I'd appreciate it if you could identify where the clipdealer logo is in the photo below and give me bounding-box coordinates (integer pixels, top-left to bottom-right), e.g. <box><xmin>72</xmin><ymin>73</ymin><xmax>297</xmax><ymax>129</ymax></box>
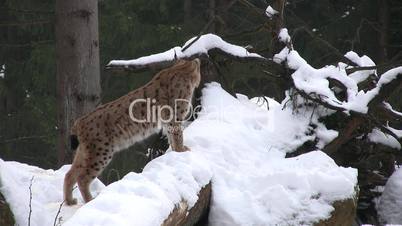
<box><xmin>128</xmin><ymin>98</ymin><xmax>202</xmax><ymax>123</ymax></box>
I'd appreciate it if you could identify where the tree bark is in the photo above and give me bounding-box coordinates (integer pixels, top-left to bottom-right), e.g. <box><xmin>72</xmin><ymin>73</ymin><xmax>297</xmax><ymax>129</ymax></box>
<box><xmin>55</xmin><ymin>0</ymin><xmax>101</xmax><ymax>166</ymax></box>
<box><xmin>162</xmin><ymin>182</ymin><xmax>211</xmax><ymax>226</ymax></box>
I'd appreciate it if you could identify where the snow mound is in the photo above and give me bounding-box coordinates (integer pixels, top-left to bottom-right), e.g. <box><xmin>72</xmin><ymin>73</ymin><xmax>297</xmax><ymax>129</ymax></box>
<box><xmin>0</xmin><ymin>83</ymin><xmax>357</xmax><ymax>226</ymax></box>
<box><xmin>64</xmin><ymin>152</ymin><xmax>212</xmax><ymax>226</ymax></box>
<box><xmin>0</xmin><ymin>160</ymin><xmax>104</xmax><ymax>226</ymax></box>
<box><xmin>192</xmin><ymin>83</ymin><xmax>357</xmax><ymax>225</ymax></box>
<box><xmin>377</xmin><ymin>168</ymin><xmax>402</xmax><ymax>225</ymax></box>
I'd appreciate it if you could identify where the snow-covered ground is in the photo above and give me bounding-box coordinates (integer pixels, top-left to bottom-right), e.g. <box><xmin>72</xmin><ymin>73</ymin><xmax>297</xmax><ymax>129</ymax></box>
<box><xmin>0</xmin><ymin>83</ymin><xmax>357</xmax><ymax>226</ymax></box>
<box><xmin>0</xmin><ymin>161</ymin><xmax>104</xmax><ymax>226</ymax></box>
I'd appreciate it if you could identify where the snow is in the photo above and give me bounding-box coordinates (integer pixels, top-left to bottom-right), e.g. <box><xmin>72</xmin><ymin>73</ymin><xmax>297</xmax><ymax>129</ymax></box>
<box><xmin>64</xmin><ymin>152</ymin><xmax>212</xmax><ymax>226</ymax></box>
<box><xmin>341</xmin><ymin>11</ymin><xmax>350</xmax><ymax>18</ymax></box>
<box><xmin>0</xmin><ymin>83</ymin><xmax>357</xmax><ymax>226</ymax></box>
<box><xmin>384</xmin><ymin>102</ymin><xmax>402</xmax><ymax>117</ymax></box>
<box><xmin>386</xmin><ymin>125</ymin><xmax>402</xmax><ymax>139</ymax></box>
<box><xmin>367</xmin><ymin>128</ymin><xmax>401</xmax><ymax>150</ymax></box>
<box><xmin>0</xmin><ymin>160</ymin><xmax>104</xmax><ymax>226</ymax></box>
<box><xmin>278</xmin><ymin>28</ymin><xmax>291</xmax><ymax>44</ymax></box>
<box><xmin>265</xmin><ymin>5</ymin><xmax>278</xmax><ymax>18</ymax></box>
<box><xmin>107</xmin><ymin>34</ymin><xmax>264</xmax><ymax>68</ymax></box>
<box><xmin>362</xmin><ymin>66</ymin><xmax>402</xmax><ymax>108</ymax></box>
<box><xmin>273</xmin><ymin>46</ymin><xmax>289</xmax><ymax>64</ymax></box>
<box><xmin>0</xmin><ymin>64</ymin><xmax>5</xmax><ymax>78</ymax></box>
<box><xmin>276</xmin><ymin>47</ymin><xmax>402</xmax><ymax>114</ymax></box>
<box><xmin>377</xmin><ymin>168</ymin><xmax>402</xmax><ymax>224</ymax></box>
<box><xmin>345</xmin><ymin>51</ymin><xmax>377</xmax><ymax>84</ymax></box>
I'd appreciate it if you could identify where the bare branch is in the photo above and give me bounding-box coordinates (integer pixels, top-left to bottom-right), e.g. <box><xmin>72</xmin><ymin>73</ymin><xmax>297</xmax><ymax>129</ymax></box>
<box><xmin>0</xmin><ymin>135</ymin><xmax>50</xmax><ymax>144</ymax></box>
<box><xmin>28</xmin><ymin>176</ymin><xmax>34</xmax><ymax>226</ymax></box>
<box><xmin>294</xmin><ymin>88</ymin><xmax>348</xmax><ymax>113</ymax></box>
<box><xmin>372</xmin><ymin>102</ymin><xmax>402</xmax><ymax>122</ymax></box>
<box><xmin>0</xmin><ymin>20</ymin><xmax>51</xmax><ymax>27</ymax></box>
<box><xmin>323</xmin><ymin>116</ymin><xmax>365</xmax><ymax>155</ymax></box>
<box><xmin>53</xmin><ymin>200</ymin><xmax>65</xmax><ymax>226</ymax></box>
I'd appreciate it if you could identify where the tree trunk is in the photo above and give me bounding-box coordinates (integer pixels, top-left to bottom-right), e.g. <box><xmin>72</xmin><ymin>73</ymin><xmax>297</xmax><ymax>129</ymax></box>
<box><xmin>55</xmin><ymin>0</ymin><xmax>101</xmax><ymax>166</ymax></box>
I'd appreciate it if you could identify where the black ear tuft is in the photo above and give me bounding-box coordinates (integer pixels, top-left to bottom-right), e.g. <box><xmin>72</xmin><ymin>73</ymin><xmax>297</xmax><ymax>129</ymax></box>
<box><xmin>70</xmin><ymin>135</ymin><xmax>79</xmax><ymax>150</ymax></box>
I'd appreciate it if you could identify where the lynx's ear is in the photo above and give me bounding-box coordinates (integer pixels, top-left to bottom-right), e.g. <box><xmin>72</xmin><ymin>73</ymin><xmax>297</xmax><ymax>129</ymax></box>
<box><xmin>193</xmin><ymin>58</ymin><xmax>201</xmax><ymax>66</ymax></box>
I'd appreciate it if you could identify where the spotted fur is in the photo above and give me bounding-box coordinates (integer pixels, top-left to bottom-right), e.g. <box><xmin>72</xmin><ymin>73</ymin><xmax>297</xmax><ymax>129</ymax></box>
<box><xmin>63</xmin><ymin>59</ymin><xmax>201</xmax><ymax>205</ymax></box>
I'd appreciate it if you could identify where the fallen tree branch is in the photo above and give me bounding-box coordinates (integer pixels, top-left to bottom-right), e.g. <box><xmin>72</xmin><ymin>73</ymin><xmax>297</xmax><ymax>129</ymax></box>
<box><xmin>373</xmin><ymin>104</ymin><xmax>402</xmax><ymax>122</ymax></box>
<box><xmin>105</xmin><ymin>34</ymin><xmax>267</xmax><ymax>72</ymax></box>
<box><xmin>323</xmin><ymin>116</ymin><xmax>366</xmax><ymax>155</ymax></box>
<box><xmin>294</xmin><ymin>88</ymin><xmax>349</xmax><ymax>113</ymax></box>
<box><xmin>0</xmin><ymin>135</ymin><xmax>50</xmax><ymax>144</ymax></box>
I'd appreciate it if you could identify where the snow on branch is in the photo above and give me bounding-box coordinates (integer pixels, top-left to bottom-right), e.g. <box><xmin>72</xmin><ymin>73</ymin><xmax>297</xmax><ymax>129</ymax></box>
<box><xmin>383</xmin><ymin>102</ymin><xmax>402</xmax><ymax>118</ymax></box>
<box><xmin>265</xmin><ymin>5</ymin><xmax>278</xmax><ymax>18</ymax></box>
<box><xmin>275</xmin><ymin>44</ymin><xmax>402</xmax><ymax>115</ymax></box>
<box><xmin>106</xmin><ymin>34</ymin><xmax>265</xmax><ymax>72</ymax></box>
<box><xmin>368</xmin><ymin>128</ymin><xmax>401</xmax><ymax>150</ymax></box>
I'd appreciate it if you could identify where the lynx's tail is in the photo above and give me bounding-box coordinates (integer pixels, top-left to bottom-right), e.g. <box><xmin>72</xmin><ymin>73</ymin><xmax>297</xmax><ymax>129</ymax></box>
<box><xmin>70</xmin><ymin>135</ymin><xmax>79</xmax><ymax>151</ymax></box>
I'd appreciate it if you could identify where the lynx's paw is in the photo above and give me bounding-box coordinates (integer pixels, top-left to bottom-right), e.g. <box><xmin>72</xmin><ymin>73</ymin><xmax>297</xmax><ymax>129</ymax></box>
<box><xmin>65</xmin><ymin>198</ymin><xmax>77</xmax><ymax>206</ymax></box>
<box><xmin>174</xmin><ymin>145</ymin><xmax>190</xmax><ymax>152</ymax></box>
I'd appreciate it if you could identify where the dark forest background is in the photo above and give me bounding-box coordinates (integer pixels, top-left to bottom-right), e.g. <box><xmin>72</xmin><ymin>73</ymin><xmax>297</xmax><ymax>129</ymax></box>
<box><xmin>0</xmin><ymin>0</ymin><xmax>401</xmax><ymax>224</ymax></box>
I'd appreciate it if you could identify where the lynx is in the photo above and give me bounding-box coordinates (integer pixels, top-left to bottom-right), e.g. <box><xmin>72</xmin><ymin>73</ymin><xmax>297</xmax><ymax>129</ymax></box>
<box><xmin>63</xmin><ymin>59</ymin><xmax>201</xmax><ymax>205</ymax></box>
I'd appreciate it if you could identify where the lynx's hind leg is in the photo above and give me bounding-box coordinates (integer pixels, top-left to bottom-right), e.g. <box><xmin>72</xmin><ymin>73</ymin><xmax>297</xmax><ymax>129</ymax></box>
<box><xmin>76</xmin><ymin>141</ymin><xmax>114</xmax><ymax>203</ymax></box>
<box><xmin>63</xmin><ymin>145</ymin><xmax>86</xmax><ymax>205</ymax></box>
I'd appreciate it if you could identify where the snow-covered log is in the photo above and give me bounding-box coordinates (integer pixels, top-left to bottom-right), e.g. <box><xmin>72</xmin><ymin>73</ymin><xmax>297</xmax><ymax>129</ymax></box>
<box><xmin>315</xmin><ymin>193</ymin><xmax>358</xmax><ymax>226</ymax></box>
<box><xmin>162</xmin><ymin>183</ymin><xmax>211</xmax><ymax>226</ymax></box>
<box><xmin>105</xmin><ymin>34</ymin><xmax>266</xmax><ymax>72</ymax></box>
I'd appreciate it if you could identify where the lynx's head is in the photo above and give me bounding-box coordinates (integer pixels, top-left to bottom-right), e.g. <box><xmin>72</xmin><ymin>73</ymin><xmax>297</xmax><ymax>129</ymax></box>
<box><xmin>170</xmin><ymin>58</ymin><xmax>201</xmax><ymax>87</ymax></box>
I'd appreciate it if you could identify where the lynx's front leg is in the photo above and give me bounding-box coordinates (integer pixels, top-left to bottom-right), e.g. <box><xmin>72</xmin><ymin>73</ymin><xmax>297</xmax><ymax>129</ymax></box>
<box><xmin>167</xmin><ymin>122</ymin><xmax>189</xmax><ymax>152</ymax></box>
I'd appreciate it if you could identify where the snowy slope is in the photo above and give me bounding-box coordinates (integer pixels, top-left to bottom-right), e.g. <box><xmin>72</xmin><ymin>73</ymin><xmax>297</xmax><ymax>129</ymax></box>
<box><xmin>0</xmin><ymin>83</ymin><xmax>357</xmax><ymax>226</ymax></box>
